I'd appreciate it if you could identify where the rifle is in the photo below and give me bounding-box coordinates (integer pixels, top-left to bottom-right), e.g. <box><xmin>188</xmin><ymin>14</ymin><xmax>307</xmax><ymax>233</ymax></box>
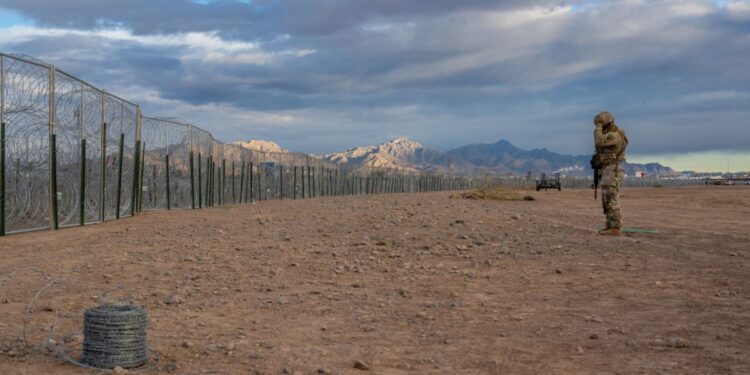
<box><xmin>590</xmin><ymin>155</ymin><xmax>600</xmax><ymax>200</ymax></box>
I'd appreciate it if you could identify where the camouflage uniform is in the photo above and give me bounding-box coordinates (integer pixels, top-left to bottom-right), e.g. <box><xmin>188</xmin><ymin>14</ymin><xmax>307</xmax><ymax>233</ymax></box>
<box><xmin>593</xmin><ymin>112</ymin><xmax>628</xmax><ymax>231</ymax></box>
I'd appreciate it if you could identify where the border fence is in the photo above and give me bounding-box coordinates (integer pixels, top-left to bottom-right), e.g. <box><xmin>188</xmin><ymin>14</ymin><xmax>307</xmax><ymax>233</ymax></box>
<box><xmin>0</xmin><ymin>52</ymin><xmax>705</xmax><ymax>236</ymax></box>
<box><xmin>0</xmin><ymin>53</ymin><xmax>492</xmax><ymax>235</ymax></box>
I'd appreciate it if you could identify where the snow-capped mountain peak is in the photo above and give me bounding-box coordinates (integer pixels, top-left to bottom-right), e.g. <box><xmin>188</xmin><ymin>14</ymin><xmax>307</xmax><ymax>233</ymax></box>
<box><xmin>234</xmin><ymin>140</ymin><xmax>289</xmax><ymax>153</ymax></box>
<box><xmin>324</xmin><ymin>137</ymin><xmax>439</xmax><ymax>173</ymax></box>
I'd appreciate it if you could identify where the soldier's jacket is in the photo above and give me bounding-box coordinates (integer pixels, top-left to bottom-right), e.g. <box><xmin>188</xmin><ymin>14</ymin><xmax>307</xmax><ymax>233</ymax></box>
<box><xmin>594</xmin><ymin>125</ymin><xmax>628</xmax><ymax>167</ymax></box>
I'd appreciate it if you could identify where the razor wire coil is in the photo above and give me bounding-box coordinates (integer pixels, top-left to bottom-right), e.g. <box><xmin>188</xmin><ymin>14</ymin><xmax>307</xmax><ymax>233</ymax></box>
<box><xmin>80</xmin><ymin>304</ymin><xmax>149</xmax><ymax>369</ymax></box>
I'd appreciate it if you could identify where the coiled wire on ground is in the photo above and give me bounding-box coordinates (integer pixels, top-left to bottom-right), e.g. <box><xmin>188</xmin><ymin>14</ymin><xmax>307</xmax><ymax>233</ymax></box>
<box><xmin>80</xmin><ymin>304</ymin><xmax>149</xmax><ymax>369</ymax></box>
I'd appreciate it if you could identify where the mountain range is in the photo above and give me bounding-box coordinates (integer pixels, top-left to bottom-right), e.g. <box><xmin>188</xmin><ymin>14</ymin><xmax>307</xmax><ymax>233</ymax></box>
<box><xmin>322</xmin><ymin>138</ymin><xmax>674</xmax><ymax>177</ymax></box>
<box><xmin>240</xmin><ymin>137</ymin><xmax>674</xmax><ymax>177</ymax></box>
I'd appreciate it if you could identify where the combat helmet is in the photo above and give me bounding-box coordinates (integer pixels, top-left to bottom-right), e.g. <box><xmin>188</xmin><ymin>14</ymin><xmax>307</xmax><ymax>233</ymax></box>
<box><xmin>594</xmin><ymin>111</ymin><xmax>615</xmax><ymax>126</ymax></box>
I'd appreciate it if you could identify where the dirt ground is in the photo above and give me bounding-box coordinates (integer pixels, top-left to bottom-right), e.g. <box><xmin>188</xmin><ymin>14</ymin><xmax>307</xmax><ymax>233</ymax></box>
<box><xmin>0</xmin><ymin>186</ymin><xmax>748</xmax><ymax>374</ymax></box>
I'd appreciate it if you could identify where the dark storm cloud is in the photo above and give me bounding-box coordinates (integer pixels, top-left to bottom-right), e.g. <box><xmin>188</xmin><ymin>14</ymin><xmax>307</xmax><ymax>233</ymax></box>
<box><xmin>0</xmin><ymin>0</ymin><xmax>748</xmax><ymax>158</ymax></box>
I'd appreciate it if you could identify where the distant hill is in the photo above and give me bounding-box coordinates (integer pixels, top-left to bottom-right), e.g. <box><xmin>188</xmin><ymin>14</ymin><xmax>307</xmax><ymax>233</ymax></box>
<box><xmin>234</xmin><ymin>140</ymin><xmax>289</xmax><ymax>153</ymax></box>
<box><xmin>324</xmin><ymin>137</ymin><xmax>440</xmax><ymax>173</ymax></box>
<box><xmin>434</xmin><ymin>140</ymin><xmax>585</xmax><ymax>175</ymax></box>
<box><xmin>434</xmin><ymin>139</ymin><xmax>674</xmax><ymax>177</ymax></box>
<box><xmin>323</xmin><ymin>138</ymin><xmax>674</xmax><ymax>177</ymax></box>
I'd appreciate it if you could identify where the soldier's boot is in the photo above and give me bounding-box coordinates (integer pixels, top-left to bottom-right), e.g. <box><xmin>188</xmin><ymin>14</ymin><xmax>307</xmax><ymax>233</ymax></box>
<box><xmin>598</xmin><ymin>227</ymin><xmax>621</xmax><ymax>236</ymax></box>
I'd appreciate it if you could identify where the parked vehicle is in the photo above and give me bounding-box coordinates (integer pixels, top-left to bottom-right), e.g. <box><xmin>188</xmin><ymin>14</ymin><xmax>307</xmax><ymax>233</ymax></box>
<box><xmin>536</xmin><ymin>173</ymin><xmax>562</xmax><ymax>191</ymax></box>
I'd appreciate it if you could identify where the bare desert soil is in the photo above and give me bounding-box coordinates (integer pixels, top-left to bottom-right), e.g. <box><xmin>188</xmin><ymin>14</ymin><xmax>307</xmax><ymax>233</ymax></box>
<box><xmin>0</xmin><ymin>186</ymin><xmax>749</xmax><ymax>374</ymax></box>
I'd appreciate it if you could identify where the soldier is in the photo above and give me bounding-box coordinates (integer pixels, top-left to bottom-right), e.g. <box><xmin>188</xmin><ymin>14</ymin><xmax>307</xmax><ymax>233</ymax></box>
<box><xmin>593</xmin><ymin>111</ymin><xmax>628</xmax><ymax>236</ymax></box>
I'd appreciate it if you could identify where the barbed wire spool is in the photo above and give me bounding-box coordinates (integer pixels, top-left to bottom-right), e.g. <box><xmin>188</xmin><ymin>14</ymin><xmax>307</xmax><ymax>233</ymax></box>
<box><xmin>80</xmin><ymin>304</ymin><xmax>149</xmax><ymax>369</ymax></box>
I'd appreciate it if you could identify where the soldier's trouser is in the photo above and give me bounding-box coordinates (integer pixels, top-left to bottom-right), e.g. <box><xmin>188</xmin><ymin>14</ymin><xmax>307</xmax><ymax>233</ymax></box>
<box><xmin>600</xmin><ymin>163</ymin><xmax>623</xmax><ymax>229</ymax></box>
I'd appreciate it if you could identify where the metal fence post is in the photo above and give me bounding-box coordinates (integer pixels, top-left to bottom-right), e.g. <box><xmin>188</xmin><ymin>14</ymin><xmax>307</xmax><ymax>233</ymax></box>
<box><xmin>100</xmin><ymin>92</ymin><xmax>106</xmax><ymax>221</ymax></box>
<box><xmin>188</xmin><ymin>126</ymin><xmax>194</xmax><ymax>209</ymax></box>
<box><xmin>279</xmin><ymin>165</ymin><xmax>283</xmax><ymax>200</ymax></box>
<box><xmin>50</xmin><ymin>134</ymin><xmax>58</xmax><ymax>229</ymax></box>
<box><xmin>78</xmin><ymin>81</ymin><xmax>85</xmax><ymax>224</ymax></box>
<box><xmin>206</xmin><ymin>154</ymin><xmax>211</xmax><ymax>206</ymax></box>
<box><xmin>264</xmin><ymin>162</ymin><xmax>269</xmax><ymax>200</ymax></box>
<box><xmin>210</xmin><ymin>156</ymin><xmax>215</xmax><ymax>206</ymax></box>
<box><xmin>312</xmin><ymin>165</ymin><xmax>316</xmax><ymax>197</ymax></box>
<box><xmin>257</xmin><ymin>162</ymin><xmax>262</xmax><ymax>201</ymax></box>
<box><xmin>308</xmin><ymin>164</ymin><xmax>313</xmax><ymax>198</ymax></box>
<box><xmin>116</xmin><ymin>133</ymin><xmax>124</xmax><ymax>218</ymax></box>
<box><xmin>165</xmin><ymin>153</ymin><xmax>170</xmax><ymax>210</ymax></box>
<box><xmin>221</xmin><ymin>157</ymin><xmax>226</xmax><ymax>205</ymax></box>
<box><xmin>49</xmin><ymin>64</ymin><xmax>59</xmax><ymax>230</ymax></box>
<box><xmin>114</xmin><ymin>100</ymin><xmax>124</xmax><ymax>218</ymax></box>
<box><xmin>0</xmin><ymin>55</ymin><xmax>5</xmax><ymax>235</ymax></box>
<box><xmin>80</xmin><ymin>139</ymin><xmax>86</xmax><ymax>225</ymax></box>
<box><xmin>239</xmin><ymin>160</ymin><xmax>245</xmax><ymax>204</ymax></box>
<box><xmin>328</xmin><ymin>169</ymin><xmax>333</xmax><ymax>196</ymax></box>
<box><xmin>165</xmin><ymin>125</ymin><xmax>171</xmax><ymax>210</ymax></box>
<box><xmin>248</xmin><ymin>158</ymin><xmax>253</xmax><ymax>202</ymax></box>
<box><xmin>207</xmin><ymin>155</ymin><xmax>212</xmax><ymax>206</ymax></box>
<box><xmin>131</xmin><ymin>107</ymin><xmax>141</xmax><ymax>216</ymax></box>
<box><xmin>138</xmin><ymin>142</ymin><xmax>145</xmax><ymax>212</ymax></box>
<box><xmin>249</xmin><ymin>161</ymin><xmax>254</xmax><ymax>203</ymax></box>
<box><xmin>197</xmin><ymin>152</ymin><xmax>202</xmax><ymax>208</ymax></box>
<box><xmin>211</xmin><ymin>155</ymin><xmax>216</xmax><ymax>206</ymax></box>
<box><xmin>0</xmin><ymin>121</ymin><xmax>5</xmax><ymax>235</ymax></box>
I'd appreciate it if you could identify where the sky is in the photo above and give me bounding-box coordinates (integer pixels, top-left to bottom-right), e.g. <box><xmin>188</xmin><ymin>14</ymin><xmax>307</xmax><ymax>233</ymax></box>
<box><xmin>0</xmin><ymin>0</ymin><xmax>748</xmax><ymax>172</ymax></box>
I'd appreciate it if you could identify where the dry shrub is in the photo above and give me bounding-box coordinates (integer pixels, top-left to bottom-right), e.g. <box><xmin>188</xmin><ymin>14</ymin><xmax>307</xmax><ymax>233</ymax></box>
<box><xmin>454</xmin><ymin>187</ymin><xmax>535</xmax><ymax>201</ymax></box>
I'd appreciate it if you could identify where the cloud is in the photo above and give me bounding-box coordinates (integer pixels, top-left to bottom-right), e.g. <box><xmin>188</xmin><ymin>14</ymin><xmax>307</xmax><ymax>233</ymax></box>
<box><xmin>678</xmin><ymin>90</ymin><xmax>750</xmax><ymax>103</ymax></box>
<box><xmin>0</xmin><ymin>25</ymin><xmax>315</xmax><ymax>66</ymax></box>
